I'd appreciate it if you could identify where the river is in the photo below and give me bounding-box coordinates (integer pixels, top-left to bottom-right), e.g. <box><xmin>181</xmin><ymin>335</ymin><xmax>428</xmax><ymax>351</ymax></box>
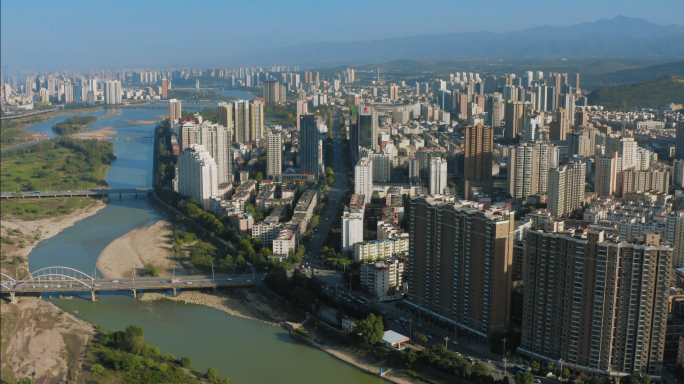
<box><xmin>21</xmin><ymin>98</ymin><xmax>382</xmax><ymax>383</ymax></box>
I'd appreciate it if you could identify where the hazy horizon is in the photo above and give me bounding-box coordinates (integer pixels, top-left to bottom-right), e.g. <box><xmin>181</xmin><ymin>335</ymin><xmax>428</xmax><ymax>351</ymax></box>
<box><xmin>2</xmin><ymin>0</ymin><xmax>684</xmax><ymax>72</ymax></box>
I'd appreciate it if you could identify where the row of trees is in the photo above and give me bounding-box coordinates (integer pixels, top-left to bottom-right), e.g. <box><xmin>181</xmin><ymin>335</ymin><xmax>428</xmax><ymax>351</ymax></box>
<box><xmin>51</xmin><ymin>115</ymin><xmax>98</xmax><ymax>135</ymax></box>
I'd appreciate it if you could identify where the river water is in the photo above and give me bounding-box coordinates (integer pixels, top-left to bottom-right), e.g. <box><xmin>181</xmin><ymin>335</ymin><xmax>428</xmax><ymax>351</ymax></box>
<box><xmin>21</xmin><ymin>96</ymin><xmax>381</xmax><ymax>383</ymax></box>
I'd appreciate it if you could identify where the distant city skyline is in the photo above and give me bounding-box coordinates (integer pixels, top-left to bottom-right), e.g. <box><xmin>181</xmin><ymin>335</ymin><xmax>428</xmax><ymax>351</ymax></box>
<box><xmin>2</xmin><ymin>0</ymin><xmax>684</xmax><ymax>71</ymax></box>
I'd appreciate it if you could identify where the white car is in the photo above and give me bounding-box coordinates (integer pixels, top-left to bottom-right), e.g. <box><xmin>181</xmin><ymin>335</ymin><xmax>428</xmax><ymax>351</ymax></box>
<box><xmin>112</xmin><ymin>280</ymin><xmax>119</xmax><ymax>283</ymax></box>
<box><xmin>94</xmin><ymin>284</ymin><xmax>101</xmax><ymax>287</ymax></box>
<box><xmin>226</xmin><ymin>278</ymin><xmax>232</xmax><ymax>281</ymax></box>
<box><xmin>186</xmin><ymin>282</ymin><xmax>193</xmax><ymax>285</ymax></box>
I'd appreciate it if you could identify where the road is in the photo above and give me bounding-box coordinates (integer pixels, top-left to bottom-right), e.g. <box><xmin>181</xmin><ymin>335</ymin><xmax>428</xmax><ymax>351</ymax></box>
<box><xmin>300</xmin><ymin>108</ymin><xmax>349</xmax><ymax>273</ymax></box>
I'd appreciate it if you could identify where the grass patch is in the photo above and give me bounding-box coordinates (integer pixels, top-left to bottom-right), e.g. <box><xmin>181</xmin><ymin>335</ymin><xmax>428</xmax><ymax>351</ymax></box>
<box><xmin>0</xmin><ymin>196</ymin><xmax>100</xmax><ymax>220</ymax></box>
<box><xmin>0</xmin><ymin>137</ymin><xmax>115</xmax><ymax>192</ymax></box>
<box><xmin>587</xmin><ymin>75</ymin><xmax>684</xmax><ymax>110</ymax></box>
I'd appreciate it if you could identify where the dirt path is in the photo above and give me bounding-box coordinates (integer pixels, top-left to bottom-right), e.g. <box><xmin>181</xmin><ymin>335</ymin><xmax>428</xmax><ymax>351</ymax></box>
<box><xmin>0</xmin><ymin>297</ymin><xmax>94</xmax><ymax>383</ymax></box>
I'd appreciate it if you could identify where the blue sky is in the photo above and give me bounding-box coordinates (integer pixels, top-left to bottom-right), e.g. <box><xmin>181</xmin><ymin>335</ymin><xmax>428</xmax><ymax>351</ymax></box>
<box><xmin>2</xmin><ymin>0</ymin><xmax>683</xmax><ymax>72</ymax></box>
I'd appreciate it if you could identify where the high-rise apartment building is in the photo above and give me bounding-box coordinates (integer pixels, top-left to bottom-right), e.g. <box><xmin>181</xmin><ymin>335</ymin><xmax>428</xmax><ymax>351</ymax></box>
<box><xmin>504</xmin><ymin>101</ymin><xmax>524</xmax><ymax>139</ymax></box>
<box><xmin>548</xmin><ymin>161</ymin><xmax>586</xmax><ymax>217</ymax></box>
<box><xmin>358</xmin><ymin>106</ymin><xmax>379</xmax><ymax>151</ymax></box>
<box><xmin>595</xmin><ymin>153</ymin><xmax>621</xmax><ymax>197</ymax></box>
<box><xmin>197</xmin><ymin>122</ymin><xmax>233</xmax><ymax>186</ymax></box>
<box><xmin>299</xmin><ymin>114</ymin><xmax>320</xmax><ymax>179</ymax></box>
<box><xmin>263</xmin><ymin>79</ymin><xmax>280</xmax><ymax>106</ymax></box>
<box><xmin>674</xmin><ymin>159</ymin><xmax>684</xmax><ymax>187</ymax></box>
<box><xmin>520</xmin><ymin>229</ymin><xmax>671</xmax><ymax>376</ymax></box>
<box><xmin>354</xmin><ymin>157</ymin><xmax>373</xmax><ymax>204</ymax></box>
<box><xmin>523</xmin><ymin>112</ymin><xmax>544</xmax><ymax>142</ymax></box>
<box><xmin>162</xmin><ymin>78</ymin><xmax>168</xmax><ymax>98</ymax></box>
<box><xmin>408</xmin><ymin>198</ymin><xmax>515</xmax><ymax>336</ymax></box>
<box><xmin>170</xmin><ymin>99</ymin><xmax>182</xmax><ymax>124</ymax></box>
<box><xmin>508</xmin><ymin>142</ymin><xmax>554</xmax><ymax>200</ymax></box>
<box><xmin>676</xmin><ymin>121</ymin><xmax>684</xmax><ymax>159</ymax></box>
<box><xmin>234</xmin><ymin>100</ymin><xmax>250</xmax><ymax>143</ymax></box>
<box><xmin>103</xmin><ymin>80</ymin><xmax>122</xmax><ymax>105</ymax></box>
<box><xmin>266</xmin><ymin>131</ymin><xmax>282</xmax><ymax>181</ymax></box>
<box><xmin>342</xmin><ymin>206</ymin><xmax>364</xmax><ymax>251</ymax></box>
<box><xmin>296</xmin><ymin>100</ymin><xmax>307</xmax><ymax>131</ymax></box>
<box><xmin>607</xmin><ymin>136</ymin><xmax>638</xmax><ymax>170</ymax></box>
<box><xmin>464</xmin><ymin>124</ymin><xmax>493</xmax><ymax>199</ymax></box>
<box><xmin>218</xmin><ymin>102</ymin><xmax>233</xmax><ymax>130</ymax></box>
<box><xmin>250</xmin><ymin>98</ymin><xmax>264</xmax><ymax>140</ymax></box>
<box><xmin>575</xmin><ymin>109</ymin><xmax>589</xmax><ymax>127</ymax></box>
<box><xmin>177</xmin><ymin>144</ymin><xmax>218</xmax><ymax>211</ymax></box>
<box><xmin>549</xmin><ymin>108</ymin><xmax>569</xmax><ymax>141</ymax></box>
<box><xmin>668</xmin><ymin>212</ymin><xmax>684</xmax><ymax>268</ymax></box>
<box><xmin>389</xmin><ymin>83</ymin><xmax>399</xmax><ymax>101</ymax></box>
<box><xmin>428</xmin><ymin>157</ymin><xmax>447</xmax><ymax>195</ymax></box>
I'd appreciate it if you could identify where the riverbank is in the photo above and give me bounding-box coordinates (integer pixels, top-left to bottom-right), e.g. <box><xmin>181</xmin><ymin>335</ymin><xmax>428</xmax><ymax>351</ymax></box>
<box><xmin>139</xmin><ymin>289</ymin><xmax>297</xmax><ymax>327</ymax></box>
<box><xmin>125</xmin><ymin>119</ymin><xmax>159</xmax><ymax>124</ymax></box>
<box><xmin>0</xmin><ymin>199</ymin><xmax>107</xmax><ymax>271</ymax></box>
<box><xmin>0</xmin><ymin>297</ymin><xmax>94</xmax><ymax>383</ymax></box>
<box><xmin>95</xmin><ymin>219</ymin><xmax>186</xmax><ymax>279</ymax></box>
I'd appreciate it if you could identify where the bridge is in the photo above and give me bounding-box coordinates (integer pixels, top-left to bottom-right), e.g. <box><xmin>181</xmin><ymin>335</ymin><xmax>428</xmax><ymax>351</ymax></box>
<box><xmin>0</xmin><ymin>188</ymin><xmax>154</xmax><ymax>199</ymax></box>
<box><xmin>0</xmin><ymin>267</ymin><xmax>255</xmax><ymax>303</ymax></box>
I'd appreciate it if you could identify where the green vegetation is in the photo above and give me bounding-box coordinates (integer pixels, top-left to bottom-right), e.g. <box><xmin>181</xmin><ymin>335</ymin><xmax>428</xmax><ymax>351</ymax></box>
<box><xmin>587</xmin><ymin>76</ymin><xmax>684</xmax><ymax>110</ymax></box>
<box><xmin>264</xmin><ymin>104</ymin><xmax>296</xmax><ymax>126</ymax></box>
<box><xmin>80</xmin><ymin>325</ymin><xmax>232</xmax><ymax>383</ymax></box>
<box><xmin>0</xmin><ymin>138</ymin><xmax>115</xmax><ymax>192</ymax></box>
<box><xmin>1</xmin><ymin>197</ymin><xmax>100</xmax><ymax>220</ymax></box>
<box><xmin>51</xmin><ymin>115</ymin><xmax>98</xmax><ymax>135</ymax></box>
<box><xmin>515</xmin><ymin>371</ymin><xmax>534</xmax><ymax>384</ymax></box>
<box><xmin>353</xmin><ymin>313</ymin><xmax>384</xmax><ymax>345</ymax></box>
<box><xmin>144</xmin><ymin>263</ymin><xmax>159</xmax><ymax>277</ymax></box>
<box><xmin>402</xmin><ymin>345</ymin><xmax>503</xmax><ymax>384</ymax></box>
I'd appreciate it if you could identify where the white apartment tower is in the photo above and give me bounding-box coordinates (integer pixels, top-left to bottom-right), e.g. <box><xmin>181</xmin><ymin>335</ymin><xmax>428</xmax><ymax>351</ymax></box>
<box><xmin>197</xmin><ymin>122</ymin><xmax>233</xmax><ymax>185</ymax></box>
<box><xmin>267</xmin><ymin>131</ymin><xmax>282</xmax><ymax>181</ymax></box>
<box><xmin>342</xmin><ymin>206</ymin><xmax>364</xmax><ymax>251</ymax></box>
<box><xmin>177</xmin><ymin>144</ymin><xmax>218</xmax><ymax>211</ymax></box>
<box><xmin>355</xmin><ymin>157</ymin><xmax>373</xmax><ymax>204</ymax></box>
<box><xmin>429</xmin><ymin>157</ymin><xmax>448</xmax><ymax>195</ymax></box>
<box><xmin>103</xmin><ymin>80</ymin><xmax>122</xmax><ymax>105</ymax></box>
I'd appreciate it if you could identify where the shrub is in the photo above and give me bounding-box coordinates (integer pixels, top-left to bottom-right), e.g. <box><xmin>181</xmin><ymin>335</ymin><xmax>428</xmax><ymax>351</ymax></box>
<box><xmin>180</xmin><ymin>356</ymin><xmax>193</xmax><ymax>369</ymax></box>
<box><xmin>91</xmin><ymin>364</ymin><xmax>105</xmax><ymax>374</ymax></box>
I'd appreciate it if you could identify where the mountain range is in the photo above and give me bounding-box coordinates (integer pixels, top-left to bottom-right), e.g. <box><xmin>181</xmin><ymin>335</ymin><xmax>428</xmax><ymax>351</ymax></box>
<box><xmin>241</xmin><ymin>16</ymin><xmax>684</xmax><ymax>67</ymax></box>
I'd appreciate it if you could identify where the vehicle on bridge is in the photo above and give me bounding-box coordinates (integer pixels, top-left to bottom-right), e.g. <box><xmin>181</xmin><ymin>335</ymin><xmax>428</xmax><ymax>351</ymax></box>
<box><xmin>172</xmin><ymin>278</ymin><xmax>181</xmax><ymax>283</ymax></box>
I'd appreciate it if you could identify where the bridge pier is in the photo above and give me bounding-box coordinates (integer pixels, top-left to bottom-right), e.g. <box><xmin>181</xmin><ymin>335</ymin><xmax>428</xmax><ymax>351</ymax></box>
<box><xmin>135</xmin><ymin>193</ymin><xmax>138</xmax><ymax>198</ymax></box>
<box><xmin>173</xmin><ymin>287</ymin><xmax>177</xmax><ymax>297</ymax></box>
<box><xmin>133</xmin><ymin>289</ymin><xmax>137</xmax><ymax>299</ymax></box>
<box><xmin>10</xmin><ymin>292</ymin><xmax>17</xmax><ymax>304</ymax></box>
<box><xmin>91</xmin><ymin>290</ymin><xmax>98</xmax><ymax>302</ymax></box>
<box><xmin>119</xmin><ymin>193</ymin><xmax>122</xmax><ymax>200</ymax></box>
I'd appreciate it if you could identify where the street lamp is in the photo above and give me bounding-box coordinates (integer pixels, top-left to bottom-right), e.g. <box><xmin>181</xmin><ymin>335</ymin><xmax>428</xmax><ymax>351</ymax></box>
<box><xmin>558</xmin><ymin>359</ymin><xmax>564</xmax><ymax>380</ymax></box>
<box><xmin>502</xmin><ymin>338</ymin><xmax>507</xmax><ymax>360</ymax></box>
<box><xmin>444</xmin><ymin>336</ymin><xmax>450</xmax><ymax>349</ymax></box>
<box><xmin>503</xmin><ymin>358</ymin><xmax>508</xmax><ymax>377</ymax></box>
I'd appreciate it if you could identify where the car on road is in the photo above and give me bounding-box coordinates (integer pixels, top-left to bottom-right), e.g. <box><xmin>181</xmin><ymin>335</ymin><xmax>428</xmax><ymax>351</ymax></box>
<box><xmin>418</xmin><ymin>323</ymin><xmax>423</xmax><ymax>326</ymax></box>
<box><xmin>534</xmin><ymin>380</ymin><xmax>541</xmax><ymax>383</ymax></box>
<box><xmin>380</xmin><ymin>311</ymin><xmax>386</xmax><ymax>314</ymax></box>
<box><xmin>112</xmin><ymin>280</ymin><xmax>119</xmax><ymax>283</ymax></box>
<box><xmin>119</xmin><ymin>281</ymin><xmax>125</xmax><ymax>284</ymax></box>
<box><xmin>426</xmin><ymin>334</ymin><xmax>433</xmax><ymax>339</ymax></box>
<box><xmin>499</xmin><ymin>364</ymin><xmax>506</xmax><ymax>369</ymax></box>
<box><xmin>94</xmin><ymin>284</ymin><xmax>101</xmax><ymax>287</ymax></box>
<box><xmin>186</xmin><ymin>282</ymin><xmax>193</xmax><ymax>285</ymax></box>
<box><xmin>451</xmin><ymin>340</ymin><xmax>458</xmax><ymax>345</ymax></box>
<box><xmin>394</xmin><ymin>319</ymin><xmax>400</xmax><ymax>324</ymax></box>
<box><xmin>482</xmin><ymin>358</ymin><xmax>490</xmax><ymax>362</ymax></box>
<box><xmin>226</xmin><ymin>278</ymin><xmax>232</xmax><ymax>281</ymax></box>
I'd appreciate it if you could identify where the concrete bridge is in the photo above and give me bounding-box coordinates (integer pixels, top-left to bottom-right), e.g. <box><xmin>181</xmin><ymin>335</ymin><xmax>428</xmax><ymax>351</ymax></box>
<box><xmin>0</xmin><ymin>188</ymin><xmax>154</xmax><ymax>199</ymax></box>
<box><xmin>1</xmin><ymin>267</ymin><xmax>255</xmax><ymax>303</ymax></box>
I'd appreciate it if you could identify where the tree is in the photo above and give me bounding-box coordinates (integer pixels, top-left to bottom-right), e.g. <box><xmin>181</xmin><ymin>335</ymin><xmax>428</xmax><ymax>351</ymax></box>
<box><xmin>91</xmin><ymin>364</ymin><xmax>105</xmax><ymax>374</ymax></box>
<box><xmin>180</xmin><ymin>356</ymin><xmax>193</xmax><ymax>369</ymax></box>
<box><xmin>145</xmin><ymin>263</ymin><xmax>159</xmax><ymax>277</ymax></box>
<box><xmin>531</xmin><ymin>360</ymin><xmax>540</xmax><ymax>373</ymax></box>
<box><xmin>412</xmin><ymin>332</ymin><xmax>428</xmax><ymax>345</ymax></box>
<box><xmin>255</xmin><ymin>172</ymin><xmax>264</xmax><ymax>181</ymax></box>
<box><xmin>353</xmin><ymin>313</ymin><xmax>384</xmax><ymax>345</ymax></box>
<box><xmin>626</xmin><ymin>371</ymin><xmax>651</xmax><ymax>384</ymax></box>
<box><xmin>207</xmin><ymin>367</ymin><xmax>220</xmax><ymax>382</ymax></box>
<box><xmin>561</xmin><ymin>368</ymin><xmax>570</xmax><ymax>379</ymax></box>
<box><xmin>515</xmin><ymin>371</ymin><xmax>534</xmax><ymax>384</ymax></box>
<box><xmin>123</xmin><ymin>325</ymin><xmax>146</xmax><ymax>354</ymax></box>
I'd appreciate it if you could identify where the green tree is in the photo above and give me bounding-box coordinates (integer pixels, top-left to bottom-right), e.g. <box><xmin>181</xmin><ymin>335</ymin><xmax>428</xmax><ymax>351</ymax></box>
<box><xmin>145</xmin><ymin>263</ymin><xmax>159</xmax><ymax>277</ymax></box>
<box><xmin>515</xmin><ymin>371</ymin><xmax>534</xmax><ymax>384</ymax></box>
<box><xmin>123</xmin><ymin>325</ymin><xmax>146</xmax><ymax>354</ymax></box>
<box><xmin>561</xmin><ymin>368</ymin><xmax>570</xmax><ymax>379</ymax></box>
<box><xmin>354</xmin><ymin>313</ymin><xmax>384</xmax><ymax>345</ymax></box>
<box><xmin>626</xmin><ymin>371</ymin><xmax>651</xmax><ymax>384</ymax></box>
<box><xmin>207</xmin><ymin>367</ymin><xmax>220</xmax><ymax>382</ymax></box>
<box><xmin>412</xmin><ymin>332</ymin><xmax>428</xmax><ymax>345</ymax></box>
<box><xmin>255</xmin><ymin>172</ymin><xmax>264</xmax><ymax>181</ymax></box>
<box><xmin>531</xmin><ymin>360</ymin><xmax>540</xmax><ymax>373</ymax></box>
<box><xmin>180</xmin><ymin>356</ymin><xmax>193</xmax><ymax>369</ymax></box>
<box><xmin>91</xmin><ymin>364</ymin><xmax>105</xmax><ymax>374</ymax></box>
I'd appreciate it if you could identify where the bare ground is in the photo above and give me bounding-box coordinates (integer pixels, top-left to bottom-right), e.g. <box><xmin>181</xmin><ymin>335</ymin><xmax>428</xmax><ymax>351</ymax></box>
<box><xmin>0</xmin><ymin>297</ymin><xmax>94</xmax><ymax>383</ymax></box>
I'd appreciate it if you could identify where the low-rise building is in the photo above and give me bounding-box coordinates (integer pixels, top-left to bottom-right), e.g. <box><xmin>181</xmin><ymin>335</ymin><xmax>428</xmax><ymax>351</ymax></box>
<box><xmin>353</xmin><ymin>238</ymin><xmax>409</xmax><ymax>261</ymax></box>
<box><xmin>360</xmin><ymin>258</ymin><xmax>405</xmax><ymax>297</ymax></box>
<box><xmin>227</xmin><ymin>214</ymin><xmax>254</xmax><ymax>236</ymax></box>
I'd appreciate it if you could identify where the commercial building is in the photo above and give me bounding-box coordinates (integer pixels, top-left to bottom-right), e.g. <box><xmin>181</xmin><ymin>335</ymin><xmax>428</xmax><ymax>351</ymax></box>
<box><xmin>548</xmin><ymin>161</ymin><xmax>586</xmax><ymax>217</ymax></box>
<box><xmin>299</xmin><ymin>114</ymin><xmax>320</xmax><ymax>179</ymax></box>
<box><xmin>177</xmin><ymin>144</ymin><xmax>218</xmax><ymax>211</ymax></box>
<box><xmin>354</xmin><ymin>157</ymin><xmax>373</xmax><ymax>204</ymax></box>
<box><xmin>267</xmin><ymin>131</ymin><xmax>282</xmax><ymax>181</ymax></box>
<box><xmin>342</xmin><ymin>206</ymin><xmax>364</xmax><ymax>252</ymax></box>
<box><xmin>407</xmin><ymin>197</ymin><xmax>515</xmax><ymax>336</ymax></box>
<box><xmin>353</xmin><ymin>238</ymin><xmax>409</xmax><ymax>261</ymax></box>
<box><xmin>358</xmin><ymin>106</ymin><xmax>379</xmax><ymax>151</ymax></box>
<box><xmin>520</xmin><ymin>229</ymin><xmax>672</xmax><ymax>376</ymax></box>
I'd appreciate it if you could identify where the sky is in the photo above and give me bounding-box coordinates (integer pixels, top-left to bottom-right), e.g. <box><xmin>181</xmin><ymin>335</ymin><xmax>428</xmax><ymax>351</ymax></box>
<box><xmin>2</xmin><ymin>0</ymin><xmax>684</xmax><ymax>72</ymax></box>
